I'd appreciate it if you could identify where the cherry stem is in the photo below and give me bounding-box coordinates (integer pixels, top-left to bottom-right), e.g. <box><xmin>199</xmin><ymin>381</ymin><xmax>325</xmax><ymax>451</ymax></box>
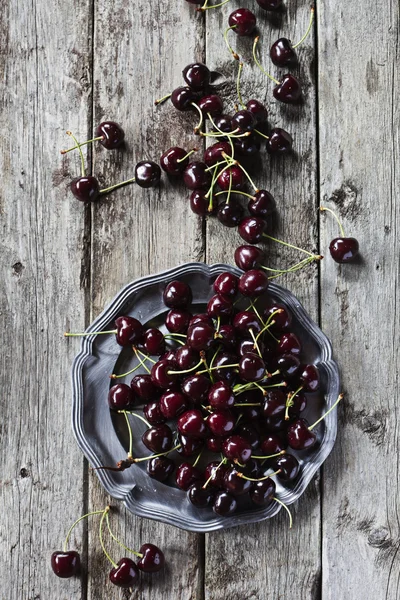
<box><xmin>237</xmin><ymin>468</ymin><xmax>281</xmax><ymax>481</ymax></box>
<box><xmin>176</xmin><ymin>148</ymin><xmax>198</xmax><ymax>163</ymax></box>
<box><xmin>225</xmin><ymin>166</ymin><xmax>234</xmax><ymax>205</ymax></box>
<box><xmin>262</xmin><ymin>233</ymin><xmax>317</xmax><ymax>258</ymax></box>
<box><xmin>236</xmin><ymin>62</ymin><xmax>246</xmax><ymax>109</ymax></box>
<box><xmin>196</xmin><ymin>363</ymin><xmax>239</xmax><ymax>376</ymax></box>
<box><xmin>231</xmin><ymin>160</ymin><xmax>259</xmax><ymax>192</ymax></box>
<box><xmin>255</xmin><ymin>310</ymin><xmax>282</xmax><ymax>342</ymax></box>
<box><xmin>285</xmin><ymin>386</ymin><xmax>303</xmax><ymax>420</ymax></box>
<box><xmin>154</xmin><ymin>93</ymin><xmax>172</xmax><ymax>106</ymax></box>
<box><xmin>247</xmin><ymin>300</ymin><xmax>266</xmax><ymax>328</ymax></box>
<box><xmin>224</xmin><ymin>25</ymin><xmax>240</xmax><ymax>60</ymax></box>
<box><xmin>168</xmin><ymin>356</ymin><xmax>205</xmax><ymax>376</ymax></box>
<box><xmin>205</xmin><ymin>159</ymin><xmax>230</xmax><ymax>173</ymax></box>
<box><xmin>215</xmin><ymin>190</ymin><xmax>254</xmax><ymax>200</ymax></box>
<box><xmin>251</xmin><ymin>450</ymin><xmax>286</xmax><ymax>460</ymax></box>
<box><xmin>63</xmin><ymin>508</ymin><xmax>106</xmax><ymax>552</ymax></box>
<box><xmin>133</xmin><ymin>348</ymin><xmax>151</xmax><ymax>374</ymax></box>
<box><xmin>203</xmin><ymin>458</ymin><xmax>227</xmax><ymax>489</ymax></box>
<box><xmin>191</xmin><ymin>102</ymin><xmax>205</xmax><ymax>134</ymax></box>
<box><xmin>66</xmin><ymin>131</ymin><xmax>86</xmax><ymax>177</ymax></box>
<box><xmin>205</xmin><ymin>162</ymin><xmax>234</xmax><ymax>200</ymax></box>
<box><xmin>192</xmin><ymin>449</ymin><xmax>203</xmax><ymax>468</ymax></box>
<box><xmin>64</xmin><ymin>329</ymin><xmax>117</xmax><ymax>337</ymax></box>
<box><xmin>99</xmin><ymin>506</ymin><xmax>117</xmax><ymax>568</ymax></box>
<box><xmin>132</xmin><ymin>443</ymin><xmax>181</xmax><ymax>463</ymax></box>
<box><xmin>105</xmin><ymin>511</ymin><xmax>142</xmax><ymax>558</ymax></box>
<box><xmin>134</xmin><ymin>346</ymin><xmax>156</xmax><ymax>364</ymax></box>
<box><xmin>207</xmin><ymin>113</ymin><xmax>235</xmax><ymax>159</ymax></box>
<box><xmin>249</xmin><ymin>329</ymin><xmax>262</xmax><ymax>357</ymax></box>
<box><xmin>320</xmin><ymin>206</ymin><xmax>345</xmax><ymax>237</ymax></box>
<box><xmin>201</xmin><ymin>129</ymin><xmax>250</xmax><ymax>140</ymax></box>
<box><xmin>100</xmin><ymin>177</ymin><xmax>136</xmax><ymax>195</ymax></box>
<box><xmin>110</xmin><ymin>353</ymin><xmax>149</xmax><ymax>379</ymax></box>
<box><xmin>120</xmin><ymin>411</ymin><xmax>152</xmax><ymax>429</ymax></box>
<box><xmin>273</xmin><ymin>497</ymin><xmax>293</xmax><ymax>528</ymax></box>
<box><xmin>292</xmin><ymin>7</ymin><xmax>315</xmax><ymax>49</ymax></box>
<box><xmin>254</xmin><ymin>128</ymin><xmax>269</xmax><ymax>140</ymax></box>
<box><xmin>309</xmin><ymin>393</ymin><xmax>344</xmax><ymax>431</ymax></box>
<box><xmin>252</xmin><ymin>37</ymin><xmax>280</xmax><ymax>85</ymax></box>
<box><xmin>123</xmin><ymin>411</ymin><xmax>134</xmax><ymax>458</ymax></box>
<box><xmin>266</xmin><ymin>256</ymin><xmax>322</xmax><ymax>280</ymax></box>
<box><xmin>198</xmin><ymin>0</ymin><xmax>232</xmax><ymax>10</ymax></box>
<box><xmin>61</xmin><ymin>136</ymin><xmax>103</xmax><ymax>155</ymax></box>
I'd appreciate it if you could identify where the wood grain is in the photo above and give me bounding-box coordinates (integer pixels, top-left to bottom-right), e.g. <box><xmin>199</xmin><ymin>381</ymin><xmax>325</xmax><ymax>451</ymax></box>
<box><xmin>318</xmin><ymin>1</ymin><xmax>400</xmax><ymax>599</ymax></box>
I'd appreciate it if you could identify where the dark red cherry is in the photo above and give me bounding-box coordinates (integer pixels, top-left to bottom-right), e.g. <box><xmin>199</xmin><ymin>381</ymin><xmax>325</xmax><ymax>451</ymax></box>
<box><xmin>217</xmin><ymin>324</ymin><xmax>237</xmax><ymax>350</ymax></box>
<box><xmin>204</xmin><ymin>142</ymin><xmax>232</xmax><ymax>167</ymax></box>
<box><xmin>189</xmin><ymin>314</ymin><xmax>214</xmax><ymax>328</ymax></box>
<box><xmin>187</xmin><ymin>322</ymin><xmax>215</xmax><ymax>351</ymax></box>
<box><xmin>143</xmin><ymin>401</ymin><xmax>166</xmax><ymax>425</ymax></box>
<box><xmin>213</xmin><ymin>491</ymin><xmax>237</xmax><ymax>516</ymax></box>
<box><xmin>213</xmin><ymin>352</ymin><xmax>239</xmax><ymax>385</ymax></box>
<box><xmin>238</xmin><ymin>269</ymin><xmax>269</xmax><ymax>297</ymax></box>
<box><xmin>176</xmin><ymin>462</ymin><xmax>203</xmax><ymax>490</ymax></box>
<box><xmin>188</xmin><ymin>481</ymin><xmax>214</xmax><ymax>508</ymax></box>
<box><xmin>197</xmin><ymin>94</ymin><xmax>223</xmax><ymax>117</ymax></box>
<box><xmin>298</xmin><ymin>364</ymin><xmax>320</xmax><ymax>392</ymax></box>
<box><xmin>214</xmin><ymin>272</ymin><xmax>239</xmax><ymax>298</ymax></box>
<box><xmin>147</xmin><ymin>456</ymin><xmax>175</xmax><ymax>481</ymax></box>
<box><xmin>178</xmin><ymin>409</ymin><xmax>208</xmax><ymax>438</ymax></box>
<box><xmin>175</xmin><ymin>345</ymin><xmax>199</xmax><ymax>370</ymax></box>
<box><xmin>275</xmin><ymin>453</ymin><xmax>300</xmax><ymax>481</ymax></box>
<box><xmin>212</xmin><ymin>114</ymin><xmax>233</xmax><ymax>134</ymax></box>
<box><xmin>70</xmin><ymin>176</ymin><xmax>100</xmax><ymax>202</ymax></box>
<box><xmin>109</xmin><ymin>558</ymin><xmax>139</xmax><ymax>588</ymax></box>
<box><xmin>96</xmin><ymin>121</ymin><xmax>125</xmax><ymax>149</ymax></box>
<box><xmin>165</xmin><ymin>309</ymin><xmax>192</xmax><ymax>334</ymax></box>
<box><xmin>228</xmin><ymin>8</ymin><xmax>257</xmax><ymax>36</ymax></box>
<box><xmin>238</xmin><ymin>217</ymin><xmax>266</xmax><ymax>244</ymax></box>
<box><xmin>234</xmin><ymin>133</ymin><xmax>261</xmax><ymax>157</ymax></box>
<box><xmin>287</xmin><ymin>418</ymin><xmax>316</xmax><ymax>450</ymax></box>
<box><xmin>273</xmin><ymin>74</ymin><xmax>302</xmax><ymax>104</ymax></box>
<box><xmin>160</xmin><ymin>350</ymin><xmax>177</xmax><ymax>365</ymax></box>
<box><xmin>238</xmin><ymin>338</ymin><xmax>265</xmax><ymax>356</ymax></box>
<box><xmin>266</xmin><ymin>128</ymin><xmax>293</xmax><ymax>154</ymax></box>
<box><xmin>115</xmin><ymin>316</ymin><xmax>144</xmax><ymax>346</ymax></box>
<box><xmin>248</xmin><ymin>190</ymin><xmax>276</xmax><ymax>217</ymax></box>
<box><xmin>329</xmin><ymin>237</ymin><xmax>359</xmax><ymax>263</ymax></box>
<box><xmin>233</xmin><ymin>311</ymin><xmax>262</xmax><ymax>338</ymax></box>
<box><xmin>260</xmin><ymin>434</ymin><xmax>286</xmax><ymax>455</ymax></box>
<box><xmin>204</xmin><ymin>461</ymin><xmax>229</xmax><ymax>489</ymax></box>
<box><xmin>217</xmin><ymin>201</ymin><xmax>244</xmax><ymax>227</ymax></box>
<box><xmin>236</xmin><ymin>423</ymin><xmax>260</xmax><ymax>449</ymax></box>
<box><xmin>190</xmin><ymin>189</ymin><xmax>218</xmax><ymax>215</ymax></box>
<box><xmin>108</xmin><ymin>384</ymin><xmax>136</xmax><ymax>410</ymax></box>
<box><xmin>135</xmin><ymin>160</ymin><xmax>161</xmax><ymax>188</ymax></box>
<box><xmin>217</xmin><ymin>166</ymin><xmax>245</xmax><ymax>191</ymax></box>
<box><xmin>163</xmin><ymin>280</ymin><xmax>192</xmax><ymax>309</ymax></box>
<box><xmin>151</xmin><ymin>359</ymin><xmax>179</xmax><ymax>389</ymax></box>
<box><xmin>234</xmin><ymin>245</ymin><xmax>265</xmax><ymax>271</ymax></box>
<box><xmin>171</xmin><ymin>86</ymin><xmax>197</xmax><ymax>111</ymax></box>
<box><xmin>130</xmin><ymin>374</ymin><xmax>157</xmax><ymax>400</ymax></box>
<box><xmin>208</xmin><ymin>381</ymin><xmax>235</xmax><ymax>410</ymax></box>
<box><xmin>51</xmin><ymin>551</ymin><xmax>80</xmax><ymax>578</ymax></box>
<box><xmin>288</xmin><ymin>390</ymin><xmax>307</xmax><ymax>416</ymax></box>
<box><xmin>143</xmin><ymin>328</ymin><xmax>165</xmax><ymax>355</ymax></box>
<box><xmin>263</xmin><ymin>390</ymin><xmax>286</xmax><ymax>418</ymax></box>
<box><xmin>246</xmin><ymin>99</ymin><xmax>268</xmax><ymax>124</ymax></box>
<box><xmin>182</xmin><ymin>374</ymin><xmax>211</xmax><ymax>402</ymax></box>
<box><xmin>264</xmin><ymin>303</ymin><xmax>292</xmax><ymax>331</ymax></box>
<box><xmin>160</xmin><ymin>147</ymin><xmax>190</xmax><ymax>176</ymax></box>
<box><xmin>231</xmin><ymin>109</ymin><xmax>256</xmax><ymax>132</ymax></box>
<box><xmin>223</xmin><ymin>468</ymin><xmax>252</xmax><ymax>496</ymax></box>
<box><xmin>160</xmin><ymin>392</ymin><xmax>190</xmax><ymax>419</ymax></box>
<box><xmin>264</xmin><ymin>415</ymin><xmax>286</xmax><ymax>433</ymax></box>
<box><xmin>277</xmin><ymin>333</ymin><xmax>301</xmax><ymax>355</ymax></box>
<box><xmin>270</xmin><ymin>38</ymin><xmax>297</xmax><ymax>67</ymax></box>
<box><xmin>177</xmin><ymin>433</ymin><xmax>204</xmax><ymax>457</ymax></box>
<box><xmin>207</xmin><ymin>410</ymin><xmax>235</xmax><ymax>437</ymax></box>
<box><xmin>207</xmin><ymin>437</ymin><xmax>223</xmax><ymax>452</ymax></box>
<box><xmin>207</xmin><ymin>294</ymin><xmax>233</xmax><ymax>319</ymax></box>
<box><xmin>142</xmin><ymin>424</ymin><xmax>173</xmax><ymax>453</ymax></box>
<box><xmin>256</xmin><ymin>0</ymin><xmax>282</xmax><ymax>9</ymax></box>
<box><xmin>137</xmin><ymin>544</ymin><xmax>165</xmax><ymax>573</ymax></box>
<box><xmin>183</xmin><ymin>62</ymin><xmax>211</xmax><ymax>90</ymax></box>
<box><xmin>239</xmin><ymin>353</ymin><xmax>266</xmax><ymax>382</ymax></box>
<box><xmin>250</xmin><ymin>478</ymin><xmax>276</xmax><ymax>506</ymax></box>
<box><xmin>222</xmin><ymin>435</ymin><xmax>252</xmax><ymax>463</ymax></box>
<box><xmin>183</xmin><ymin>161</ymin><xmax>212</xmax><ymax>190</ymax></box>
<box><xmin>277</xmin><ymin>354</ymin><xmax>301</xmax><ymax>378</ymax></box>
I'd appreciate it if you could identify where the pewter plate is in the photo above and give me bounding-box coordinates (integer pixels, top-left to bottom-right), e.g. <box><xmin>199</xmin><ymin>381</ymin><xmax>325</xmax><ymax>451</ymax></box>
<box><xmin>71</xmin><ymin>263</ymin><xmax>340</xmax><ymax>532</ymax></box>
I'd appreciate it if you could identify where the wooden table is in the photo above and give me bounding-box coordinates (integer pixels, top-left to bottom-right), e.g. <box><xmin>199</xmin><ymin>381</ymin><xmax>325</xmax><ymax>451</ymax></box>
<box><xmin>1</xmin><ymin>0</ymin><xmax>399</xmax><ymax>598</ymax></box>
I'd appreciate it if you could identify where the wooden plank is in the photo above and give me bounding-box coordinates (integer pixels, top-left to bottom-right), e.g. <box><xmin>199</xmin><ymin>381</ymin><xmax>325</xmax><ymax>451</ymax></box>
<box><xmin>87</xmin><ymin>2</ymin><xmax>206</xmax><ymax>598</ymax></box>
<box><xmin>0</xmin><ymin>0</ymin><xmax>92</xmax><ymax>598</ymax></box>
<box><xmin>205</xmin><ymin>2</ymin><xmax>321</xmax><ymax>599</ymax></box>
<box><xmin>318</xmin><ymin>1</ymin><xmax>400</xmax><ymax>598</ymax></box>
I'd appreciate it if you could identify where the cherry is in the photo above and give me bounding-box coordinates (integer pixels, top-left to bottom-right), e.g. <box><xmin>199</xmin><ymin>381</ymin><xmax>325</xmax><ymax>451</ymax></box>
<box><xmin>287</xmin><ymin>418</ymin><xmax>316</xmax><ymax>450</ymax></box>
<box><xmin>298</xmin><ymin>364</ymin><xmax>320</xmax><ymax>392</ymax></box>
<box><xmin>250</xmin><ymin>478</ymin><xmax>276</xmax><ymax>506</ymax></box>
<box><xmin>231</xmin><ymin>110</ymin><xmax>256</xmax><ymax>132</ymax></box>
<box><xmin>208</xmin><ymin>381</ymin><xmax>235</xmax><ymax>410</ymax></box>
<box><xmin>238</xmin><ymin>217</ymin><xmax>266</xmax><ymax>244</ymax></box>
<box><xmin>183</xmin><ymin>161</ymin><xmax>212</xmax><ymax>190</ymax></box>
<box><xmin>190</xmin><ymin>189</ymin><xmax>218</xmax><ymax>215</ymax></box>
<box><xmin>159</xmin><ymin>391</ymin><xmax>189</xmax><ymax>419</ymax></box>
<box><xmin>197</xmin><ymin>94</ymin><xmax>224</xmax><ymax>116</ymax></box>
<box><xmin>175</xmin><ymin>345</ymin><xmax>199</xmax><ymax>370</ymax></box>
<box><xmin>187</xmin><ymin>322</ymin><xmax>215</xmax><ymax>351</ymax></box>
<box><xmin>222</xmin><ymin>435</ymin><xmax>252</xmax><ymax>463</ymax></box>
<box><xmin>204</xmin><ymin>461</ymin><xmax>229</xmax><ymax>489</ymax></box>
<box><xmin>207</xmin><ymin>437</ymin><xmax>223</xmax><ymax>452</ymax></box>
<box><xmin>163</xmin><ymin>280</ymin><xmax>192</xmax><ymax>309</ymax></box>
<box><xmin>183</xmin><ymin>63</ymin><xmax>211</xmax><ymax>90</ymax></box>
<box><xmin>223</xmin><ymin>468</ymin><xmax>252</xmax><ymax>496</ymax></box>
<box><xmin>188</xmin><ymin>481</ymin><xmax>214</xmax><ymax>508</ymax></box>
<box><xmin>260</xmin><ymin>434</ymin><xmax>286</xmax><ymax>455</ymax></box>
<box><xmin>277</xmin><ymin>354</ymin><xmax>301</xmax><ymax>378</ymax></box>
<box><xmin>288</xmin><ymin>390</ymin><xmax>307</xmax><ymax>416</ymax></box>
<box><xmin>265</xmin><ymin>303</ymin><xmax>292</xmax><ymax>331</ymax></box>
<box><xmin>143</xmin><ymin>401</ymin><xmax>166</xmax><ymax>425</ymax></box>
<box><xmin>214</xmin><ymin>272</ymin><xmax>239</xmax><ymax>298</ymax></box>
<box><xmin>256</xmin><ymin>0</ymin><xmax>282</xmax><ymax>10</ymax></box>
<box><xmin>176</xmin><ymin>462</ymin><xmax>203</xmax><ymax>490</ymax></box>
<box><xmin>329</xmin><ymin>237</ymin><xmax>359</xmax><ymax>263</ymax></box>
<box><xmin>217</xmin><ymin>201</ymin><xmax>244</xmax><ymax>227</ymax></box>
<box><xmin>137</xmin><ymin>544</ymin><xmax>165</xmax><ymax>573</ymax></box>
<box><xmin>234</xmin><ymin>134</ymin><xmax>261</xmax><ymax>157</ymax></box>
<box><xmin>171</xmin><ymin>86</ymin><xmax>197</xmax><ymax>111</ymax></box>
<box><xmin>228</xmin><ymin>8</ymin><xmax>257</xmax><ymax>36</ymax></box>
<box><xmin>273</xmin><ymin>74</ymin><xmax>302</xmax><ymax>104</ymax></box>
<box><xmin>213</xmin><ymin>491</ymin><xmax>237</xmax><ymax>516</ymax></box>
<box><xmin>248</xmin><ymin>190</ymin><xmax>276</xmax><ymax>218</ymax></box>
<box><xmin>264</xmin><ymin>415</ymin><xmax>286</xmax><ymax>433</ymax></box>
<box><xmin>95</xmin><ymin>121</ymin><xmax>125</xmax><ymax>149</ymax></box>
<box><xmin>165</xmin><ymin>309</ymin><xmax>192</xmax><ymax>333</ymax></box>
<box><xmin>213</xmin><ymin>352</ymin><xmax>239</xmax><ymax>385</ymax></box>
<box><xmin>115</xmin><ymin>316</ymin><xmax>144</xmax><ymax>346</ymax></box>
<box><xmin>212</xmin><ymin>114</ymin><xmax>233</xmax><ymax>134</ymax></box>
<box><xmin>277</xmin><ymin>332</ymin><xmax>301</xmax><ymax>355</ymax></box>
<box><xmin>160</xmin><ymin>147</ymin><xmax>191</xmax><ymax>176</ymax></box>
<box><xmin>207</xmin><ymin>410</ymin><xmax>235</xmax><ymax>436</ymax></box>
<box><xmin>147</xmin><ymin>456</ymin><xmax>175</xmax><ymax>481</ymax></box>
<box><xmin>151</xmin><ymin>359</ymin><xmax>179</xmax><ymax>389</ymax></box>
<box><xmin>135</xmin><ymin>160</ymin><xmax>161</xmax><ymax>188</ymax></box>
<box><xmin>246</xmin><ymin>99</ymin><xmax>268</xmax><ymax>124</ymax></box>
<box><xmin>239</xmin><ymin>353</ymin><xmax>265</xmax><ymax>382</ymax></box>
<box><xmin>204</xmin><ymin>142</ymin><xmax>232</xmax><ymax>167</ymax></box>
<box><xmin>182</xmin><ymin>374</ymin><xmax>211</xmax><ymax>402</ymax></box>
<box><xmin>217</xmin><ymin>324</ymin><xmax>237</xmax><ymax>350</ymax></box>
<box><xmin>238</xmin><ymin>269</ymin><xmax>269</xmax><ymax>297</ymax></box>
<box><xmin>51</xmin><ymin>551</ymin><xmax>80</xmax><ymax>578</ymax></box>
<box><xmin>143</xmin><ymin>328</ymin><xmax>165</xmax><ymax>355</ymax></box>
<box><xmin>177</xmin><ymin>434</ymin><xmax>204</xmax><ymax>457</ymax></box>
<box><xmin>266</xmin><ymin>128</ymin><xmax>293</xmax><ymax>154</ymax></box>
<box><xmin>233</xmin><ymin>311</ymin><xmax>262</xmax><ymax>338</ymax></box>
<box><xmin>274</xmin><ymin>453</ymin><xmax>300</xmax><ymax>481</ymax></box>
<box><xmin>142</xmin><ymin>424</ymin><xmax>173</xmax><ymax>453</ymax></box>
<box><xmin>207</xmin><ymin>294</ymin><xmax>233</xmax><ymax>319</ymax></box>
<box><xmin>70</xmin><ymin>176</ymin><xmax>100</xmax><ymax>202</ymax></box>
<box><xmin>217</xmin><ymin>166</ymin><xmax>245</xmax><ymax>191</ymax></box>
<box><xmin>238</xmin><ymin>338</ymin><xmax>264</xmax><ymax>356</ymax></box>
<box><xmin>236</xmin><ymin>423</ymin><xmax>260</xmax><ymax>449</ymax></box>
<box><xmin>130</xmin><ymin>374</ymin><xmax>157</xmax><ymax>400</ymax></box>
<box><xmin>263</xmin><ymin>390</ymin><xmax>286</xmax><ymax>418</ymax></box>
<box><xmin>109</xmin><ymin>558</ymin><xmax>139</xmax><ymax>588</ymax></box>
<box><xmin>108</xmin><ymin>384</ymin><xmax>136</xmax><ymax>410</ymax></box>
<box><xmin>270</xmin><ymin>39</ymin><xmax>297</xmax><ymax>67</ymax></box>
<box><xmin>234</xmin><ymin>245</ymin><xmax>265</xmax><ymax>271</ymax></box>
<box><xmin>178</xmin><ymin>409</ymin><xmax>208</xmax><ymax>438</ymax></box>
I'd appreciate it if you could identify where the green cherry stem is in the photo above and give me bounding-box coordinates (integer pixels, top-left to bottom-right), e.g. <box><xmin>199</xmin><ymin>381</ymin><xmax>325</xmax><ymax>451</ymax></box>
<box><xmin>255</xmin><ymin>309</ymin><xmax>283</xmax><ymax>342</ymax></box>
<box><xmin>309</xmin><ymin>393</ymin><xmax>344</xmax><ymax>431</ymax></box>
<box><xmin>198</xmin><ymin>0</ymin><xmax>232</xmax><ymax>10</ymax></box>
<box><xmin>237</xmin><ymin>468</ymin><xmax>281</xmax><ymax>481</ymax></box>
<box><xmin>168</xmin><ymin>356</ymin><xmax>206</xmax><ymax>376</ymax></box>
<box><xmin>100</xmin><ymin>177</ymin><xmax>136</xmax><ymax>195</ymax></box>
<box><xmin>192</xmin><ymin>449</ymin><xmax>203</xmax><ymax>468</ymax></box>
<box><xmin>134</xmin><ymin>346</ymin><xmax>156</xmax><ymax>364</ymax></box>
<box><xmin>273</xmin><ymin>497</ymin><xmax>293</xmax><ymax>528</ymax></box>
<box><xmin>236</xmin><ymin>61</ymin><xmax>246</xmax><ymax>109</ymax></box>
<box><xmin>99</xmin><ymin>506</ymin><xmax>118</xmax><ymax>568</ymax></box>
<box><xmin>203</xmin><ymin>458</ymin><xmax>227</xmax><ymax>489</ymax></box>
<box><xmin>320</xmin><ymin>206</ymin><xmax>345</xmax><ymax>237</ymax></box>
<box><xmin>224</xmin><ymin>25</ymin><xmax>239</xmax><ymax>60</ymax></box>
<box><xmin>292</xmin><ymin>7</ymin><xmax>315</xmax><ymax>49</ymax></box>
<box><xmin>252</xmin><ymin>37</ymin><xmax>280</xmax><ymax>85</ymax></box>
<box><xmin>177</xmin><ymin>148</ymin><xmax>198</xmax><ymax>163</ymax></box>
<box><xmin>123</xmin><ymin>411</ymin><xmax>134</xmax><ymax>458</ymax></box>
<box><xmin>132</xmin><ymin>443</ymin><xmax>182</xmax><ymax>463</ymax></box>
<box><xmin>110</xmin><ymin>354</ymin><xmax>149</xmax><ymax>379</ymax></box>
<box><xmin>63</xmin><ymin>508</ymin><xmax>106</xmax><ymax>552</ymax></box>
<box><xmin>105</xmin><ymin>511</ymin><xmax>142</xmax><ymax>558</ymax></box>
<box><xmin>284</xmin><ymin>386</ymin><xmax>303</xmax><ymax>420</ymax></box>
<box><xmin>207</xmin><ymin>113</ymin><xmax>235</xmax><ymax>159</ymax></box>
<box><xmin>215</xmin><ymin>190</ymin><xmax>255</xmax><ymax>200</ymax></box>
<box><xmin>192</xmin><ymin>102</ymin><xmax>204</xmax><ymax>133</ymax></box>
<box><xmin>61</xmin><ymin>136</ymin><xmax>104</xmax><ymax>155</ymax></box>
<box><xmin>262</xmin><ymin>233</ymin><xmax>318</xmax><ymax>258</ymax></box>
<box><xmin>66</xmin><ymin>131</ymin><xmax>86</xmax><ymax>177</ymax></box>
<box><xmin>254</xmin><ymin>128</ymin><xmax>269</xmax><ymax>140</ymax></box>
<box><xmin>119</xmin><ymin>411</ymin><xmax>152</xmax><ymax>429</ymax></box>
<box><xmin>249</xmin><ymin>329</ymin><xmax>262</xmax><ymax>357</ymax></box>
<box><xmin>251</xmin><ymin>450</ymin><xmax>286</xmax><ymax>460</ymax></box>
<box><xmin>154</xmin><ymin>92</ymin><xmax>172</xmax><ymax>106</ymax></box>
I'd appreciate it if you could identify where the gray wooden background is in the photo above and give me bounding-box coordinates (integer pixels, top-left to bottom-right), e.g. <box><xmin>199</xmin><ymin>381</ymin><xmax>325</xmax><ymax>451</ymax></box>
<box><xmin>1</xmin><ymin>0</ymin><xmax>399</xmax><ymax>598</ymax></box>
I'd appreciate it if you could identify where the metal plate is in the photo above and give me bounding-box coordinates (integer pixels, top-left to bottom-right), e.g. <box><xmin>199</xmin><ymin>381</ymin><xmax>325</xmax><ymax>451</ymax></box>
<box><xmin>71</xmin><ymin>262</ymin><xmax>340</xmax><ymax>532</ymax></box>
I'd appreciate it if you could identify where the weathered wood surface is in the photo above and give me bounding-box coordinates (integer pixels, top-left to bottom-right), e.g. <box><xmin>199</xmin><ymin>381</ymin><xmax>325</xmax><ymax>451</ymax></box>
<box><xmin>0</xmin><ymin>0</ymin><xmax>398</xmax><ymax>599</ymax></box>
